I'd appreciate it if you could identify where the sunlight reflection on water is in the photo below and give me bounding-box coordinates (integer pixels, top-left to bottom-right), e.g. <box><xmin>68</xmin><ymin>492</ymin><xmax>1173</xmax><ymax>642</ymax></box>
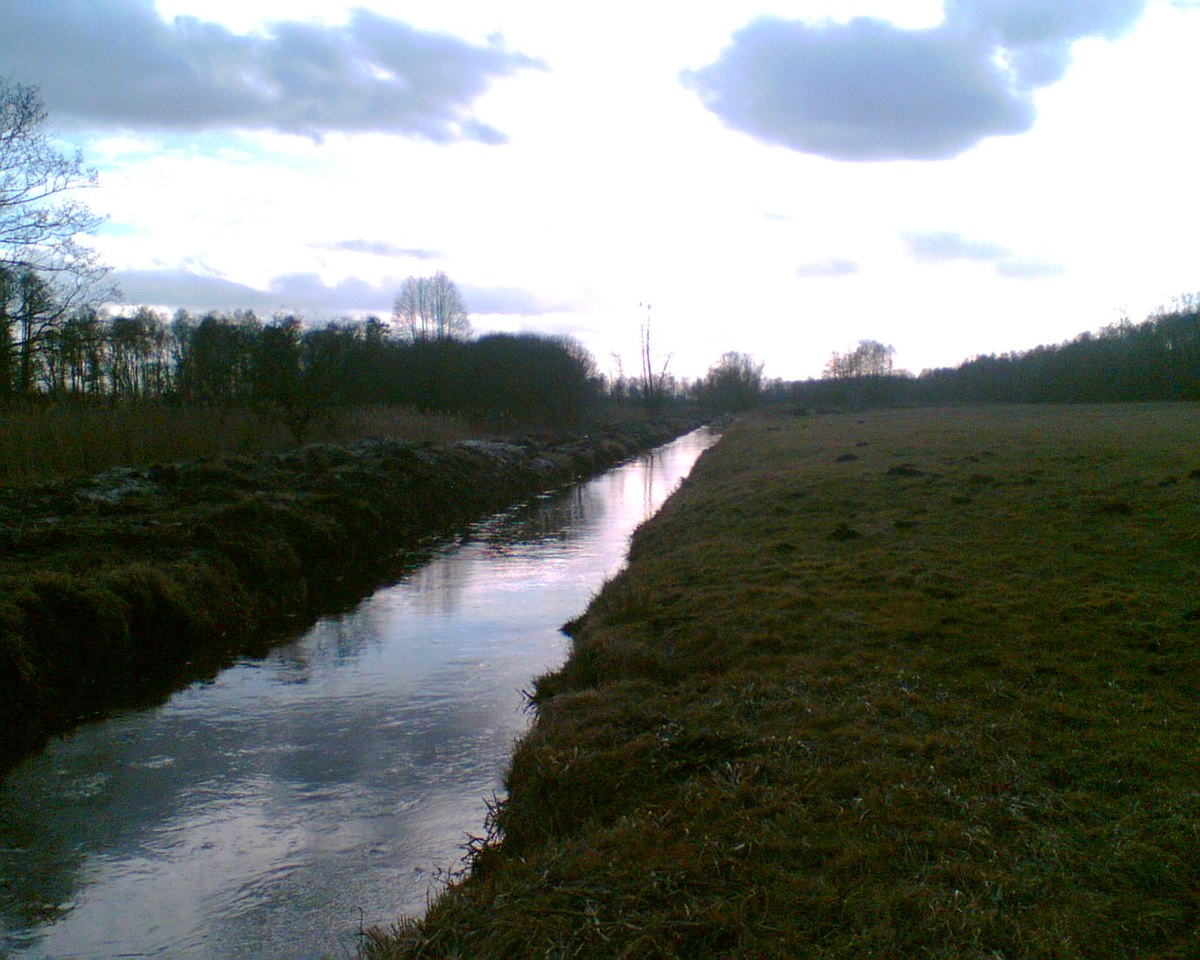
<box><xmin>0</xmin><ymin>426</ymin><xmax>717</xmax><ymax>960</ymax></box>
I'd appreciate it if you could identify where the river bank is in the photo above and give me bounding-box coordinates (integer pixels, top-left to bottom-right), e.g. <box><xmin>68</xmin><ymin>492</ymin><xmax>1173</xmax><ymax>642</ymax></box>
<box><xmin>368</xmin><ymin>403</ymin><xmax>1199</xmax><ymax>959</ymax></box>
<box><xmin>0</xmin><ymin>415</ymin><xmax>701</xmax><ymax>771</ymax></box>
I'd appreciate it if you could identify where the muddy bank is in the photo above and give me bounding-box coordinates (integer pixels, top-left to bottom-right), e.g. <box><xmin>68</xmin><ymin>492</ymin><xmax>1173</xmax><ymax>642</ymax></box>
<box><xmin>0</xmin><ymin>416</ymin><xmax>701</xmax><ymax>772</ymax></box>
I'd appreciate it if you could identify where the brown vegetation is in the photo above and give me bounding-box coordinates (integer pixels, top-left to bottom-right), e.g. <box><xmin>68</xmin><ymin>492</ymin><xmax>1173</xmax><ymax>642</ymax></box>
<box><xmin>0</xmin><ymin>401</ymin><xmax>482</xmax><ymax>486</ymax></box>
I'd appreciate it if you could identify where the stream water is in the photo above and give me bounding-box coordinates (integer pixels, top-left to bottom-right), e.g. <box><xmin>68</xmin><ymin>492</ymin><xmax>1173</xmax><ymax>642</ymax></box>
<box><xmin>0</xmin><ymin>427</ymin><xmax>717</xmax><ymax>960</ymax></box>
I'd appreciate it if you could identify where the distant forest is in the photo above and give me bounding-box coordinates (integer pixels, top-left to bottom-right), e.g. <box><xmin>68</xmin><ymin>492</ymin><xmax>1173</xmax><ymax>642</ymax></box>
<box><xmin>0</xmin><ymin>302</ymin><xmax>600</xmax><ymax>434</ymax></box>
<box><xmin>792</xmin><ymin>297</ymin><xmax>1200</xmax><ymax>409</ymax></box>
<box><xmin>0</xmin><ymin>292</ymin><xmax>1197</xmax><ymax>428</ymax></box>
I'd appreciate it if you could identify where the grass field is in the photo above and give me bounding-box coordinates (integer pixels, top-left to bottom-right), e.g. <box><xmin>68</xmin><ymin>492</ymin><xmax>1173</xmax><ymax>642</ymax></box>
<box><xmin>367</xmin><ymin>403</ymin><xmax>1200</xmax><ymax>959</ymax></box>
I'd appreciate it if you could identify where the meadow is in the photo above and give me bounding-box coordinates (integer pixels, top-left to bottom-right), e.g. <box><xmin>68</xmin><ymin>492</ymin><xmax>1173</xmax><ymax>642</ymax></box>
<box><xmin>369</xmin><ymin>403</ymin><xmax>1199</xmax><ymax>959</ymax></box>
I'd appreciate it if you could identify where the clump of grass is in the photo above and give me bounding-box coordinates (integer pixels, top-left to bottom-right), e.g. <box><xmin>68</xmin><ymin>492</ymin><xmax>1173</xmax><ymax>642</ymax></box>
<box><xmin>367</xmin><ymin>403</ymin><xmax>1200</xmax><ymax>959</ymax></box>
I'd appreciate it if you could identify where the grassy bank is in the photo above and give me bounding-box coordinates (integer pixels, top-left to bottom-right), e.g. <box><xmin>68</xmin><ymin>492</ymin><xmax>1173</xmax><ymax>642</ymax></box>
<box><xmin>0</xmin><ymin>414</ymin><xmax>700</xmax><ymax>771</ymax></box>
<box><xmin>369</xmin><ymin>403</ymin><xmax>1199</xmax><ymax>959</ymax></box>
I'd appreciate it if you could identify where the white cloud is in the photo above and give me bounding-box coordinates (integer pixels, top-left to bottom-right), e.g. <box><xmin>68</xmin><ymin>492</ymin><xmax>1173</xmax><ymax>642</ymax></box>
<box><xmin>905</xmin><ymin>230</ymin><xmax>1011</xmax><ymax>263</ymax></box>
<box><xmin>795</xmin><ymin>258</ymin><xmax>860</xmax><ymax>279</ymax></box>
<box><xmin>995</xmin><ymin>259</ymin><xmax>1067</xmax><ymax>279</ymax></box>
<box><xmin>903</xmin><ymin>230</ymin><xmax>1064</xmax><ymax>279</ymax></box>
<box><xmin>315</xmin><ymin>240</ymin><xmax>441</xmax><ymax>260</ymax></box>
<box><xmin>460</xmin><ymin>284</ymin><xmax>574</xmax><ymax>316</ymax></box>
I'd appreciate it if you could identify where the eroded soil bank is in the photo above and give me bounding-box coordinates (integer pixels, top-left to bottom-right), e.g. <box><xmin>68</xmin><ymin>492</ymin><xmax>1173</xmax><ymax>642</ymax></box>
<box><xmin>368</xmin><ymin>403</ymin><xmax>1199</xmax><ymax>960</ymax></box>
<box><xmin>0</xmin><ymin>416</ymin><xmax>700</xmax><ymax>771</ymax></box>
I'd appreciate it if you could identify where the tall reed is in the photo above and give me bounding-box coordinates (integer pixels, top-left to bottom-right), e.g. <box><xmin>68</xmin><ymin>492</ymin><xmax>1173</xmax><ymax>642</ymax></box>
<box><xmin>0</xmin><ymin>402</ymin><xmax>481</xmax><ymax>485</ymax></box>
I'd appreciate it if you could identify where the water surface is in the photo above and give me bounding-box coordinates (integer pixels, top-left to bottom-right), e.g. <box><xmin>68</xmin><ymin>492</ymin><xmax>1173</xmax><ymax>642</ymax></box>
<box><xmin>0</xmin><ymin>427</ymin><xmax>717</xmax><ymax>960</ymax></box>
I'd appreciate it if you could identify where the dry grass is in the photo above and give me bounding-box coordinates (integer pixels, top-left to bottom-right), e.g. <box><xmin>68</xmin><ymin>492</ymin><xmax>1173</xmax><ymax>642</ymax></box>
<box><xmin>0</xmin><ymin>402</ymin><xmax>481</xmax><ymax>485</ymax></box>
<box><xmin>367</xmin><ymin>403</ymin><xmax>1200</xmax><ymax>959</ymax></box>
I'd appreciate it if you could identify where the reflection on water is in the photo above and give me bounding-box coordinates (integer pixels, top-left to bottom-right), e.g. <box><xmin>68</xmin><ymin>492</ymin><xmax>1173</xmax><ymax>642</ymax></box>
<box><xmin>0</xmin><ymin>427</ymin><xmax>717</xmax><ymax>960</ymax></box>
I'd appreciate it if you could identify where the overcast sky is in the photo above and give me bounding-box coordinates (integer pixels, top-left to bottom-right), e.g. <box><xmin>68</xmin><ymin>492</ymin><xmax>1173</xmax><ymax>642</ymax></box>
<box><xmin>4</xmin><ymin>0</ymin><xmax>1198</xmax><ymax>379</ymax></box>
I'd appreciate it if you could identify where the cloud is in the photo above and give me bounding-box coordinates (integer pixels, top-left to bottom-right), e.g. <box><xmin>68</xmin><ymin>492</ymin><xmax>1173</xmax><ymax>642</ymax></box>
<box><xmin>115</xmin><ymin>269</ymin><xmax>267</xmax><ymax>312</ymax></box>
<box><xmin>683</xmin><ymin>16</ymin><xmax>1032</xmax><ymax>161</ymax></box>
<box><xmin>1</xmin><ymin>0</ymin><xmax>542</xmax><ymax>142</ymax></box>
<box><xmin>903</xmin><ymin>230</ymin><xmax>1063</xmax><ymax>278</ymax></box>
<box><xmin>905</xmin><ymin>231</ymin><xmax>1011</xmax><ymax>264</ymax></box>
<box><xmin>682</xmin><ymin>0</ymin><xmax>1147</xmax><ymax>161</ymax></box>
<box><xmin>947</xmin><ymin>0</ymin><xmax>1149</xmax><ymax>46</ymax></box>
<box><xmin>115</xmin><ymin>268</ymin><xmax>397</xmax><ymax>313</ymax></box>
<box><xmin>317</xmin><ymin>240</ymin><xmax>441</xmax><ymax>260</ymax></box>
<box><xmin>263</xmin><ymin>273</ymin><xmax>397</xmax><ymax>312</ymax></box>
<box><xmin>460</xmin><ymin>284</ymin><xmax>572</xmax><ymax>316</ymax></box>
<box><xmin>795</xmin><ymin>258</ymin><xmax>860</xmax><ymax>278</ymax></box>
<box><xmin>995</xmin><ymin>259</ymin><xmax>1066</xmax><ymax>279</ymax></box>
<box><xmin>115</xmin><ymin>268</ymin><xmax>565</xmax><ymax>316</ymax></box>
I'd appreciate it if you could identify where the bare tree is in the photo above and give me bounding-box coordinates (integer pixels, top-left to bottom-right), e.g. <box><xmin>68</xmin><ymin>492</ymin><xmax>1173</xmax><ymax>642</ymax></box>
<box><xmin>701</xmin><ymin>350</ymin><xmax>764</xmax><ymax>410</ymax></box>
<box><xmin>638</xmin><ymin>302</ymin><xmax>671</xmax><ymax>410</ymax></box>
<box><xmin>392</xmin><ymin>271</ymin><xmax>471</xmax><ymax>341</ymax></box>
<box><xmin>41</xmin><ymin>307</ymin><xmax>106</xmax><ymax>395</ymax></box>
<box><xmin>0</xmin><ymin>80</ymin><xmax>116</xmax><ymax>398</ymax></box>
<box><xmin>823</xmin><ymin>339</ymin><xmax>895</xmax><ymax>380</ymax></box>
<box><xmin>107</xmin><ymin>306</ymin><xmax>170</xmax><ymax>399</ymax></box>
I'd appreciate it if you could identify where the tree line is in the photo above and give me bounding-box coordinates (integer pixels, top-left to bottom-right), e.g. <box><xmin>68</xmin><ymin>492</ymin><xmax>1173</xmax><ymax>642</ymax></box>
<box><xmin>5</xmin><ymin>76</ymin><xmax>1194</xmax><ymax>426</ymax></box>
<box><xmin>0</xmin><ymin>78</ymin><xmax>606</xmax><ymax>431</ymax></box>
<box><xmin>793</xmin><ymin>300</ymin><xmax>1200</xmax><ymax>407</ymax></box>
<box><xmin>0</xmin><ymin>304</ymin><xmax>602</xmax><ymax>434</ymax></box>
<box><xmin>0</xmin><ymin>77</ymin><xmax>763</xmax><ymax>422</ymax></box>
<box><xmin>917</xmin><ymin>299</ymin><xmax>1200</xmax><ymax>403</ymax></box>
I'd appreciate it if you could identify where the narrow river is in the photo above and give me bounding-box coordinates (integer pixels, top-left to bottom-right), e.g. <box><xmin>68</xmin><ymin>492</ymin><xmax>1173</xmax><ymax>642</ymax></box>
<box><xmin>0</xmin><ymin>427</ymin><xmax>717</xmax><ymax>960</ymax></box>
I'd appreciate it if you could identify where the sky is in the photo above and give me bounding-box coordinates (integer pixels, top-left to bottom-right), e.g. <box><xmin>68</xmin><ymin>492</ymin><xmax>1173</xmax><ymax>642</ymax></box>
<box><xmin>3</xmin><ymin>0</ymin><xmax>1199</xmax><ymax>381</ymax></box>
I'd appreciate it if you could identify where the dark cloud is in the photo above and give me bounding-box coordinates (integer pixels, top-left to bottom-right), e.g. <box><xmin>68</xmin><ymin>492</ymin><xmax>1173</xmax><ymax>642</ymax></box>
<box><xmin>683</xmin><ymin>16</ymin><xmax>1032</xmax><ymax>161</ymax></box>
<box><xmin>317</xmin><ymin>240</ymin><xmax>441</xmax><ymax>260</ymax></box>
<box><xmin>1</xmin><ymin>0</ymin><xmax>542</xmax><ymax>141</ymax></box>
<box><xmin>795</xmin><ymin>258</ymin><xmax>859</xmax><ymax>278</ymax></box>
<box><xmin>904</xmin><ymin>230</ymin><xmax>1063</xmax><ymax>278</ymax></box>
<box><xmin>115</xmin><ymin>269</ymin><xmax>267</xmax><ymax>311</ymax></box>
<box><xmin>682</xmin><ymin>0</ymin><xmax>1147</xmax><ymax>161</ymax></box>
<box><xmin>115</xmin><ymin>268</ymin><xmax>565</xmax><ymax>316</ymax></box>
<box><xmin>115</xmin><ymin>269</ymin><xmax>394</xmax><ymax>313</ymax></box>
